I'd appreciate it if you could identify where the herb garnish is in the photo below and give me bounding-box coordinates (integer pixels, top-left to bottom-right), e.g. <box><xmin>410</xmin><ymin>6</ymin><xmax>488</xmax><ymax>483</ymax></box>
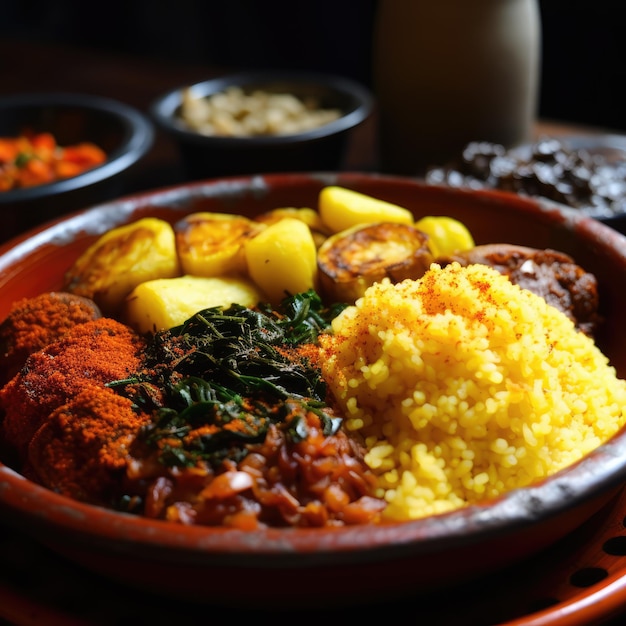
<box><xmin>14</xmin><ymin>152</ymin><xmax>33</xmax><ymax>168</ymax></box>
<box><xmin>110</xmin><ymin>290</ymin><xmax>344</xmax><ymax>469</ymax></box>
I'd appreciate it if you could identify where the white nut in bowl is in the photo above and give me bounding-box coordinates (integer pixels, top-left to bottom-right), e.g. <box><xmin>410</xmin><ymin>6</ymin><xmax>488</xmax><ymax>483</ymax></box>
<box><xmin>178</xmin><ymin>85</ymin><xmax>342</xmax><ymax>137</ymax></box>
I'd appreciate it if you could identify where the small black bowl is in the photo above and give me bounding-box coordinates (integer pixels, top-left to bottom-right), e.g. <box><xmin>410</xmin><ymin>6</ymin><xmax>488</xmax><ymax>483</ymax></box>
<box><xmin>0</xmin><ymin>92</ymin><xmax>154</xmax><ymax>242</ymax></box>
<box><xmin>150</xmin><ymin>71</ymin><xmax>374</xmax><ymax>179</ymax></box>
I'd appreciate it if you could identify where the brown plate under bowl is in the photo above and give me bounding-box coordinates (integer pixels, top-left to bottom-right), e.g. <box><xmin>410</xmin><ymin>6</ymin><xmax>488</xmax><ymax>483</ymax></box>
<box><xmin>1</xmin><ymin>172</ymin><xmax>626</xmax><ymax>609</ymax></box>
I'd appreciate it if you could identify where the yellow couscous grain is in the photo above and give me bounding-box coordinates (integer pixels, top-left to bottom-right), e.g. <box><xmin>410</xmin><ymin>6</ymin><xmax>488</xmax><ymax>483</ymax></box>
<box><xmin>318</xmin><ymin>262</ymin><xmax>626</xmax><ymax>521</ymax></box>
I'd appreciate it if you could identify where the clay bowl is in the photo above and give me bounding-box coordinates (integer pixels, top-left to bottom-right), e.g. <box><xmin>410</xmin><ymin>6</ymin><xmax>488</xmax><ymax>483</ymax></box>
<box><xmin>1</xmin><ymin>173</ymin><xmax>626</xmax><ymax>609</ymax></box>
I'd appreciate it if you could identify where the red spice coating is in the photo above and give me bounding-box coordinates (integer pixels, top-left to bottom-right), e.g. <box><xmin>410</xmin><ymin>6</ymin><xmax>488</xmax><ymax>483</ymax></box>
<box><xmin>0</xmin><ymin>317</ymin><xmax>145</xmax><ymax>462</ymax></box>
<box><xmin>0</xmin><ymin>292</ymin><xmax>102</xmax><ymax>387</ymax></box>
<box><xmin>27</xmin><ymin>384</ymin><xmax>152</xmax><ymax>505</ymax></box>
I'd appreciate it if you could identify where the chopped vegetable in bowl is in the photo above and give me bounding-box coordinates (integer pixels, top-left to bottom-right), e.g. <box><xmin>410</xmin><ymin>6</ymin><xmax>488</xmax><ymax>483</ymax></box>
<box><xmin>0</xmin><ymin>132</ymin><xmax>106</xmax><ymax>191</ymax></box>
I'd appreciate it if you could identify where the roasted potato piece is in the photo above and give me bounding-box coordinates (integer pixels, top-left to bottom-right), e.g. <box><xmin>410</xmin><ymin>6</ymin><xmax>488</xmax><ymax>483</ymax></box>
<box><xmin>244</xmin><ymin>217</ymin><xmax>318</xmax><ymax>306</ymax></box>
<box><xmin>254</xmin><ymin>207</ymin><xmax>331</xmax><ymax>248</ymax></box>
<box><xmin>317</xmin><ymin>222</ymin><xmax>434</xmax><ymax>304</ymax></box>
<box><xmin>124</xmin><ymin>275</ymin><xmax>264</xmax><ymax>334</ymax></box>
<box><xmin>414</xmin><ymin>215</ymin><xmax>475</xmax><ymax>256</ymax></box>
<box><xmin>175</xmin><ymin>212</ymin><xmax>265</xmax><ymax>276</ymax></box>
<box><xmin>318</xmin><ymin>186</ymin><xmax>414</xmax><ymax>234</ymax></box>
<box><xmin>63</xmin><ymin>218</ymin><xmax>180</xmax><ymax>315</ymax></box>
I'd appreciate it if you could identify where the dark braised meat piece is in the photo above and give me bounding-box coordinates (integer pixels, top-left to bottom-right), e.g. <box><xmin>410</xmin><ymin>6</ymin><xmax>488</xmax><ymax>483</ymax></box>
<box><xmin>438</xmin><ymin>244</ymin><xmax>601</xmax><ymax>336</ymax></box>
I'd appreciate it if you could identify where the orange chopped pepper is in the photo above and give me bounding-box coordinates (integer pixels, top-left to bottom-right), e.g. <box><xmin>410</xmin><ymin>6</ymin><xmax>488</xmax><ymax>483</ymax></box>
<box><xmin>0</xmin><ymin>131</ymin><xmax>107</xmax><ymax>192</ymax></box>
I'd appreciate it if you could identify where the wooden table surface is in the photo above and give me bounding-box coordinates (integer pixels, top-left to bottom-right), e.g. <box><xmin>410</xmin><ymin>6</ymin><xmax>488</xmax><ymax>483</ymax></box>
<box><xmin>0</xmin><ymin>37</ymin><xmax>618</xmax><ymax>200</ymax></box>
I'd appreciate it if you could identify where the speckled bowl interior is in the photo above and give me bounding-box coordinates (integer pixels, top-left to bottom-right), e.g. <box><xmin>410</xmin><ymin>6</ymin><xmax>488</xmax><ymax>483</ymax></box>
<box><xmin>1</xmin><ymin>172</ymin><xmax>626</xmax><ymax>608</ymax></box>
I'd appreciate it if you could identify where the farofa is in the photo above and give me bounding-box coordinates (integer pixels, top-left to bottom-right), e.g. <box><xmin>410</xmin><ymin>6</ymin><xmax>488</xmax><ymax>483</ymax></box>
<box><xmin>318</xmin><ymin>262</ymin><xmax>626</xmax><ymax>522</ymax></box>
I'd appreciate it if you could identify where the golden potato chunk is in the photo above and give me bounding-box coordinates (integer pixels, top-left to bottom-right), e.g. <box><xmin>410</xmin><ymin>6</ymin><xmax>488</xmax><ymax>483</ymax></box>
<box><xmin>244</xmin><ymin>217</ymin><xmax>318</xmax><ymax>306</ymax></box>
<box><xmin>317</xmin><ymin>222</ymin><xmax>434</xmax><ymax>304</ymax></box>
<box><xmin>124</xmin><ymin>275</ymin><xmax>264</xmax><ymax>334</ymax></box>
<box><xmin>414</xmin><ymin>216</ymin><xmax>475</xmax><ymax>257</ymax></box>
<box><xmin>63</xmin><ymin>218</ymin><xmax>180</xmax><ymax>315</ymax></box>
<box><xmin>318</xmin><ymin>186</ymin><xmax>414</xmax><ymax>234</ymax></box>
<box><xmin>254</xmin><ymin>207</ymin><xmax>331</xmax><ymax>248</ymax></box>
<box><xmin>175</xmin><ymin>212</ymin><xmax>265</xmax><ymax>277</ymax></box>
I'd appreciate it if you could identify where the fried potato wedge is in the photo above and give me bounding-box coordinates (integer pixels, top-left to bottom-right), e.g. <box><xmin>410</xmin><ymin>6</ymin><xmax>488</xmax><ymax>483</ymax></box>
<box><xmin>124</xmin><ymin>274</ymin><xmax>264</xmax><ymax>334</ymax></box>
<box><xmin>318</xmin><ymin>186</ymin><xmax>414</xmax><ymax>234</ymax></box>
<box><xmin>317</xmin><ymin>222</ymin><xmax>434</xmax><ymax>304</ymax></box>
<box><xmin>244</xmin><ymin>217</ymin><xmax>318</xmax><ymax>306</ymax></box>
<box><xmin>175</xmin><ymin>212</ymin><xmax>265</xmax><ymax>277</ymax></box>
<box><xmin>63</xmin><ymin>218</ymin><xmax>180</xmax><ymax>315</ymax></box>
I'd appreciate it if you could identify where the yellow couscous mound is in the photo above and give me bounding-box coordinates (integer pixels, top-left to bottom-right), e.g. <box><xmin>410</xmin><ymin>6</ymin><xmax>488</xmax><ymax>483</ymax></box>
<box><xmin>318</xmin><ymin>262</ymin><xmax>626</xmax><ymax>522</ymax></box>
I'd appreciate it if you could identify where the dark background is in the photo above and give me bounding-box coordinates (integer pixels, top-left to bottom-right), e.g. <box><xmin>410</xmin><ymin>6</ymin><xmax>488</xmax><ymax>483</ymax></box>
<box><xmin>1</xmin><ymin>0</ymin><xmax>625</xmax><ymax>131</ymax></box>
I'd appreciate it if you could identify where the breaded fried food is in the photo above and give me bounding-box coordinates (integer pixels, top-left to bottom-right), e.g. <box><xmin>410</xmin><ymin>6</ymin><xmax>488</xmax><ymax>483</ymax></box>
<box><xmin>27</xmin><ymin>385</ymin><xmax>151</xmax><ymax>505</ymax></box>
<box><xmin>0</xmin><ymin>292</ymin><xmax>101</xmax><ymax>387</ymax></box>
<box><xmin>0</xmin><ymin>317</ymin><xmax>145</xmax><ymax>461</ymax></box>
